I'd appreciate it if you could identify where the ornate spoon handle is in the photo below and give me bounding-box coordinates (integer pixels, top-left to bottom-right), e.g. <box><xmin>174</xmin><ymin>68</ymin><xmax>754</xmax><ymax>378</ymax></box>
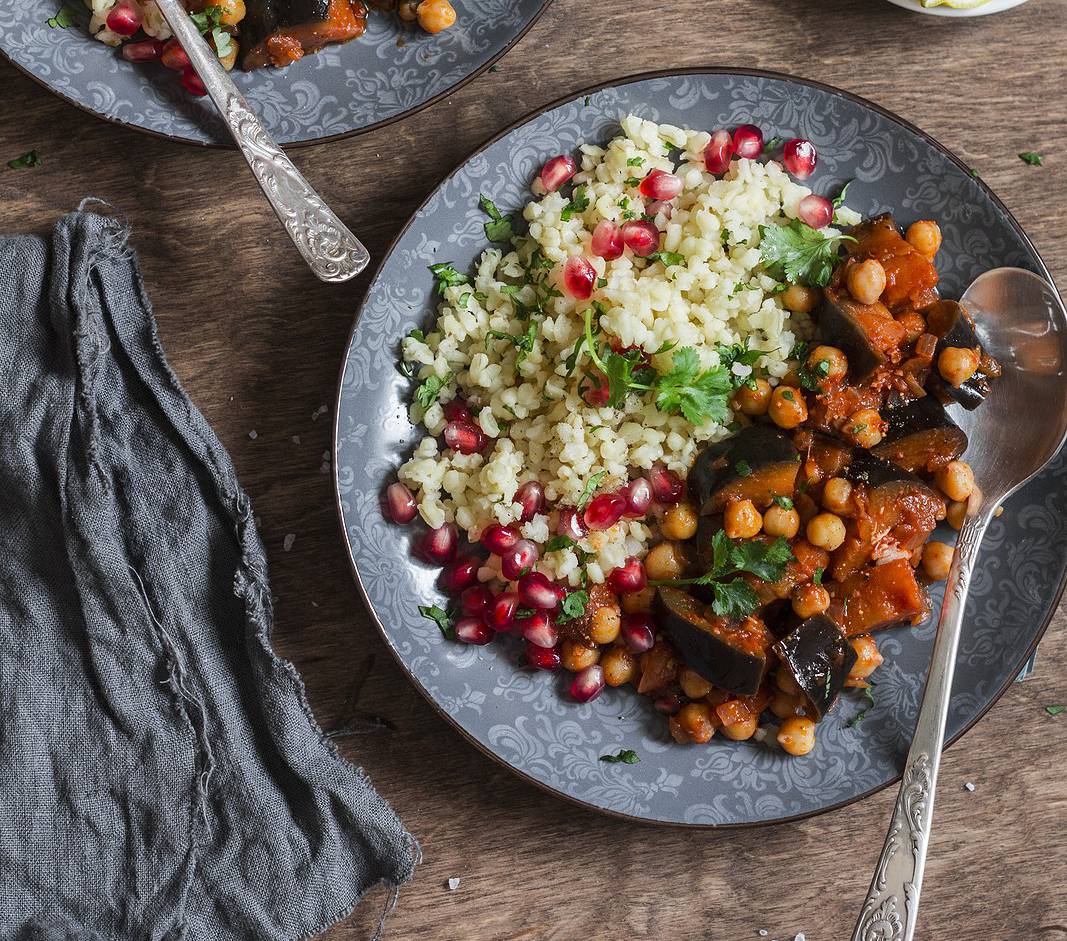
<box><xmin>154</xmin><ymin>0</ymin><xmax>370</xmax><ymax>283</ymax></box>
<box><xmin>851</xmin><ymin>509</ymin><xmax>991</xmax><ymax>941</ymax></box>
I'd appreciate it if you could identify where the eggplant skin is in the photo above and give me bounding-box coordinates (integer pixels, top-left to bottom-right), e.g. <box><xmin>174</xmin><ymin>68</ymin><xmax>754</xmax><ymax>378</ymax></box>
<box><xmin>871</xmin><ymin>396</ymin><xmax>968</xmax><ymax>474</ymax></box>
<box><xmin>816</xmin><ymin>287</ymin><xmax>886</xmax><ymax>380</ymax></box>
<box><xmin>925</xmin><ymin>299</ymin><xmax>992</xmax><ymax>410</ymax></box>
<box><xmin>655</xmin><ymin>587</ymin><xmax>770</xmax><ymax>696</ymax></box>
<box><xmin>689</xmin><ymin>424</ymin><xmax>799</xmax><ymax>515</ymax></box>
<box><xmin>845</xmin><ymin>449</ymin><xmax>920</xmax><ymax>490</ymax></box>
<box><xmin>773</xmin><ymin>615</ymin><xmax>856</xmax><ymax>722</ymax></box>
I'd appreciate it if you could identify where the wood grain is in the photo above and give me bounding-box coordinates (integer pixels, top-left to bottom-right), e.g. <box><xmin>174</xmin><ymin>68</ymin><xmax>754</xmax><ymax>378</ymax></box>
<box><xmin>2</xmin><ymin>0</ymin><xmax>1066</xmax><ymax>937</ymax></box>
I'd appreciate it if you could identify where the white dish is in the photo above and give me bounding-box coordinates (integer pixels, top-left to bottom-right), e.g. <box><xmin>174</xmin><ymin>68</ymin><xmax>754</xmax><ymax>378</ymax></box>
<box><xmin>885</xmin><ymin>0</ymin><xmax>1029</xmax><ymax>15</ymax></box>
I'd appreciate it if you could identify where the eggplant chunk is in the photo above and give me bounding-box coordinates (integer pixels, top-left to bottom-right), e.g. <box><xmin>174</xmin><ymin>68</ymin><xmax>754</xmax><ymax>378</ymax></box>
<box><xmin>655</xmin><ymin>587</ymin><xmax>772</xmax><ymax>695</ymax></box>
<box><xmin>242</xmin><ymin>0</ymin><xmax>366</xmax><ymax>69</ymax></box>
<box><xmin>925</xmin><ymin>299</ymin><xmax>993</xmax><ymax>409</ymax></box>
<box><xmin>872</xmin><ymin>397</ymin><xmax>968</xmax><ymax>474</ymax></box>
<box><xmin>689</xmin><ymin>425</ymin><xmax>799</xmax><ymax>515</ymax></box>
<box><xmin>827</xmin><ymin>559</ymin><xmax>927</xmax><ymax>636</ymax></box>
<box><xmin>816</xmin><ymin>285</ymin><xmax>906</xmax><ymax>380</ymax></box>
<box><xmin>773</xmin><ymin>615</ymin><xmax>857</xmax><ymax>721</ymax></box>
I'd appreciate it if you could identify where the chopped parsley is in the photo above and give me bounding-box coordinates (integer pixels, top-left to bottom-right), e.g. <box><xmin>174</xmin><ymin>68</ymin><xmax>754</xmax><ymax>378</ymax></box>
<box><xmin>781</xmin><ymin>389</ymin><xmax>795</xmax><ymax>401</ymax></box>
<box><xmin>831</xmin><ymin>179</ymin><xmax>853</xmax><ymax>210</ymax></box>
<box><xmin>654</xmin><ymin>347</ymin><xmax>734</xmax><ymax>425</ymax></box>
<box><xmin>556</xmin><ymin>589</ymin><xmax>589</xmax><ymax>624</ymax></box>
<box><xmin>813</xmin><ymin>566</ymin><xmax>824</xmax><ymax>586</ymax></box>
<box><xmin>773</xmin><ymin>495</ymin><xmax>794</xmax><ymax>510</ymax></box>
<box><xmin>626</xmin><ymin>156</ymin><xmax>645</xmax><ymax>167</ymax></box>
<box><xmin>544</xmin><ymin>535</ymin><xmax>593</xmax><ymax>565</ymax></box>
<box><xmin>479</xmin><ymin>194</ymin><xmax>515</xmax><ymax>242</ymax></box>
<box><xmin>408</xmin><ymin>328</ymin><xmax>425</xmax><ymax>342</ymax></box>
<box><xmin>189</xmin><ymin>5</ymin><xmax>225</xmax><ymax>30</ymax></box>
<box><xmin>798</xmin><ymin>356</ymin><xmax>831</xmax><ymax>392</ymax></box>
<box><xmin>1018</xmin><ymin>151</ymin><xmax>1044</xmax><ymax>166</ymax></box>
<box><xmin>596</xmin><ymin>277</ymin><xmax>608</xmax><ymax>288</ymax></box>
<box><xmin>560</xmin><ymin>186</ymin><xmax>590</xmax><ymax>221</ymax></box>
<box><xmin>721</xmin><ymin>228</ymin><xmax>732</xmax><ymax>250</ymax></box>
<box><xmin>46</xmin><ymin>4</ymin><xmax>79</xmax><ymax>27</ymax></box>
<box><xmin>759</xmin><ymin>219</ymin><xmax>857</xmax><ymax>287</ymax></box>
<box><xmin>577</xmin><ymin>471</ymin><xmax>606</xmax><ymax>509</ymax></box>
<box><xmin>457</xmin><ymin>291</ymin><xmax>487</xmax><ymax>309</ymax></box>
<box><xmin>847</xmin><ymin>684</ymin><xmax>877</xmax><ymax>728</ymax></box>
<box><xmin>735</xmin><ymin>459</ymin><xmax>752</xmax><ymax>478</ymax></box>
<box><xmin>211</xmin><ymin>26</ymin><xmax>234</xmax><ymax>58</ymax></box>
<box><xmin>428</xmin><ymin>262</ymin><xmax>469</xmax><ymax>296</ymax></box>
<box><xmin>624</xmin><ymin>177</ymin><xmax>642</xmax><ymax>188</ymax></box>
<box><xmin>485</xmin><ymin>321</ymin><xmax>538</xmax><ymax>366</ymax></box>
<box><xmin>418</xmin><ymin>604</ymin><xmax>454</xmax><ymax>640</ymax></box>
<box><xmin>413</xmin><ymin>371</ymin><xmax>451</xmax><ymax>410</ymax></box>
<box><xmin>7</xmin><ymin>151</ymin><xmax>41</xmax><ymax>170</ymax></box>
<box><xmin>648</xmin><ymin>250</ymin><xmax>686</xmax><ymax>268</ymax></box>
<box><xmin>729</xmin><ymin>279</ymin><xmax>761</xmax><ymax>298</ymax></box>
<box><xmin>1046</xmin><ymin>704</ymin><xmax>1065</xmax><ymax>717</ymax></box>
<box><xmin>761</xmin><ymin>135</ymin><xmax>783</xmax><ymax>155</ymax></box>
<box><xmin>599</xmin><ymin>749</ymin><xmax>640</xmax><ymax>764</ymax></box>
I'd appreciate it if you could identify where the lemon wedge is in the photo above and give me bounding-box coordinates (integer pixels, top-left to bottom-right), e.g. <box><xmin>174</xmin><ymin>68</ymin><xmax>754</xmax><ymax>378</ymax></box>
<box><xmin>920</xmin><ymin>0</ymin><xmax>992</xmax><ymax>7</ymax></box>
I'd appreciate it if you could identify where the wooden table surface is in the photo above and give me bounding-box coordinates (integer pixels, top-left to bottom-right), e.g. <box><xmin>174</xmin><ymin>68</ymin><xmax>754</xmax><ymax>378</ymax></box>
<box><xmin>3</xmin><ymin>0</ymin><xmax>1066</xmax><ymax>938</ymax></box>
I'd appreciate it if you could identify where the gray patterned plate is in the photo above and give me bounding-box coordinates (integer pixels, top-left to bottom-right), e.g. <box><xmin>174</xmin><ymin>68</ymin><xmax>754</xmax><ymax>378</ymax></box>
<box><xmin>0</xmin><ymin>0</ymin><xmax>549</xmax><ymax>146</ymax></box>
<box><xmin>334</xmin><ymin>69</ymin><xmax>1067</xmax><ymax>826</ymax></box>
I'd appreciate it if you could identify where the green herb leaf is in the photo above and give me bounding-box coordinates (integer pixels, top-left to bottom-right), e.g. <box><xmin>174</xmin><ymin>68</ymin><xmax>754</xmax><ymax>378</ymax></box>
<box><xmin>544</xmin><ymin>535</ymin><xmax>591</xmax><ymax>565</ymax></box>
<box><xmin>414</xmin><ymin>372</ymin><xmax>451</xmax><ymax>410</ymax></box>
<box><xmin>46</xmin><ymin>3</ymin><xmax>79</xmax><ymax>27</ymax></box>
<box><xmin>1046</xmin><ymin>704</ymin><xmax>1066</xmax><ymax>716</ymax></box>
<box><xmin>485</xmin><ymin>321</ymin><xmax>538</xmax><ymax>366</ymax></box>
<box><xmin>759</xmin><ymin>219</ymin><xmax>857</xmax><ymax>287</ymax></box>
<box><xmin>596</xmin><ymin>276</ymin><xmax>607</xmax><ymax>288</ymax></box>
<box><xmin>418</xmin><ymin>604</ymin><xmax>454</xmax><ymax>640</ymax></box>
<box><xmin>654</xmin><ymin>347</ymin><xmax>733</xmax><ymax>426</ymax></box>
<box><xmin>599</xmin><ymin>748</ymin><xmax>640</xmax><ymax>764</ymax></box>
<box><xmin>429</xmin><ymin>262</ymin><xmax>470</xmax><ymax>296</ymax></box>
<box><xmin>761</xmin><ymin>135</ymin><xmax>783</xmax><ymax>156</ymax></box>
<box><xmin>624</xmin><ymin>177</ymin><xmax>641</xmax><ymax>187</ymax></box>
<box><xmin>711</xmin><ymin>578</ymin><xmax>761</xmax><ymax>618</ymax></box>
<box><xmin>479</xmin><ymin>194</ymin><xmax>515</xmax><ymax>242</ymax></box>
<box><xmin>773</xmin><ymin>495</ymin><xmax>794</xmax><ymax>510</ymax></box>
<box><xmin>716</xmin><ymin>341</ymin><xmax>766</xmax><ymax>372</ymax></box>
<box><xmin>813</xmin><ymin>566</ymin><xmax>824</xmax><ymax>586</ymax></box>
<box><xmin>190</xmin><ymin>5</ymin><xmax>225</xmax><ymax>31</ymax></box>
<box><xmin>560</xmin><ymin>186</ymin><xmax>591</xmax><ymax>221</ymax></box>
<box><xmin>557</xmin><ymin>589</ymin><xmax>589</xmax><ymax>624</ymax></box>
<box><xmin>848</xmin><ymin>684</ymin><xmax>877</xmax><ymax>728</ymax></box>
<box><xmin>1019</xmin><ymin>151</ymin><xmax>1044</xmax><ymax>166</ymax></box>
<box><xmin>648</xmin><ymin>250</ymin><xmax>686</xmax><ymax>268</ymax></box>
<box><xmin>728</xmin><ymin>536</ymin><xmax>794</xmax><ymax>582</ymax></box>
<box><xmin>798</xmin><ymin>356</ymin><xmax>831</xmax><ymax>392</ymax></box>
<box><xmin>626</xmin><ymin>156</ymin><xmax>645</xmax><ymax>167</ymax></box>
<box><xmin>577</xmin><ymin>471</ymin><xmax>606</xmax><ymax>510</ymax></box>
<box><xmin>408</xmin><ymin>328</ymin><xmax>426</xmax><ymax>342</ymax></box>
<box><xmin>6</xmin><ymin>150</ymin><xmax>41</xmax><ymax>170</ymax></box>
<box><xmin>831</xmin><ymin>179</ymin><xmax>854</xmax><ymax>209</ymax></box>
<box><xmin>721</xmin><ymin>228</ymin><xmax>732</xmax><ymax>250</ymax></box>
<box><xmin>735</xmin><ymin>459</ymin><xmax>752</xmax><ymax>478</ymax></box>
<box><xmin>211</xmin><ymin>26</ymin><xmax>234</xmax><ymax>58</ymax></box>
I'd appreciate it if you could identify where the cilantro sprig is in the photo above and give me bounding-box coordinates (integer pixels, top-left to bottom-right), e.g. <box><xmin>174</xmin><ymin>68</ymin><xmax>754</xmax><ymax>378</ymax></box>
<box><xmin>1018</xmin><ymin>151</ymin><xmax>1044</xmax><ymax>167</ymax></box>
<box><xmin>429</xmin><ymin>262</ymin><xmax>469</xmax><ymax>296</ymax></box>
<box><xmin>847</xmin><ymin>684</ymin><xmax>877</xmax><ymax>728</ymax></box>
<box><xmin>561</xmin><ymin>186</ymin><xmax>591</xmax><ymax>222</ymax></box>
<box><xmin>556</xmin><ymin>589</ymin><xmax>589</xmax><ymax>624</ymax></box>
<box><xmin>413</xmin><ymin>371</ymin><xmax>452</xmax><ymax>410</ymax></box>
<box><xmin>600</xmin><ymin>749</ymin><xmax>640</xmax><ymax>764</ymax></box>
<box><xmin>479</xmin><ymin>194</ymin><xmax>515</xmax><ymax>242</ymax></box>
<box><xmin>418</xmin><ymin>604</ymin><xmax>454</xmax><ymax>640</ymax></box>
<box><xmin>654</xmin><ymin>348</ymin><xmax>734</xmax><ymax>425</ymax></box>
<box><xmin>6</xmin><ymin>151</ymin><xmax>41</xmax><ymax>170</ymax></box>
<box><xmin>759</xmin><ymin>219</ymin><xmax>856</xmax><ymax>287</ymax></box>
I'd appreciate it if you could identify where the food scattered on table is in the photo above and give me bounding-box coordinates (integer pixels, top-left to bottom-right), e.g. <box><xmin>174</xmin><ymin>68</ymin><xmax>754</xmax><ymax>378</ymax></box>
<box><xmin>1018</xmin><ymin>150</ymin><xmax>1044</xmax><ymax>166</ymax></box>
<box><xmin>386</xmin><ymin>114</ymin><xmax>1000</xmax><ymax>755</ymax></box>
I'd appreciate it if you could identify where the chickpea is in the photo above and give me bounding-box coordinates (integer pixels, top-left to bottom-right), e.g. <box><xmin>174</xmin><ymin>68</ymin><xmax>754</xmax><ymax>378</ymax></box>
<box><xmin>778</xmin><ymin>715</ymin><xmax>816</xmax><ymax>756</ymax></box>
<box><xmin>922</xmin><ymin>541</ymin><xmax>954</xmax><ymax>581</ymax></box>
<box><xmin>679</xmin><ymin>667</ymin><xmax>713</xmax><ymax>699</ymax></box>
<box><xmin>846</xmin><ymin>408</ymin><xmax>884</xmax><ymax>448</ymax></box>
<box><xmin>600</xmin><ymin>646</ymin><xmax>638</xmax><ymax>686</ymax></box>
<box><xmin>724</xmin><ymin>499</ymin><xmax>763</xmax><ymax>539</ymax></box>
<box><xmin>935</xmin><ymin>460</ymin><xmax>975</xmax><ymax>503</ymax></box>
<box><xmin>768</xmin><ymin>385</ymin><xmax>808</xmax><ymax>430</ymax></box>
<box><xmin>822</xmin><ymin>477</ymin><xmax>854</xmax><ymax>515</ymax></box>
<box><xmin>763</xmin><ymin>503</ymin><xmax>800</xmax><ymax>539</ymax></box>
<box><xmin>214</xmin><ymin>0</ymin><xmax>246</xmax><ymax>25</ymax></box>
<box><xmin>621</xmin><ymin>585</ymin><xmax>656</xmax><ymax>614</ymax></box>
<box><xmin>561</xmin><ymin>640</ymin><xmax>599</xmax><ymax>672</ymax></box>
<box><xmin>792</xmin><ymin>582</ymin><xmax>831</xmax><ymax>619</ymax></box>
<box><xmin>669</xmin><ymin>715</ymin><xmax>691</xmax><ymax>744</ymax></box>
<box><xmin>781</xmin><ymin>284</ymin><xmax>821</xmax><ymax>314</ymax></box>
<box><xmin>848</xmin><ymin>634</ymin><xmax>883</xmax><ymax>684</ymax></box>
<box><xmin>397</xmin><ymin>0</ymin><xmax>419</xmax><ymax>19</ymax></box>
<box><xmin>946</xmin><ymin>499</ymin><xmax>968</xmax><ymax>531</ymax></box>
<box><xmin>806</xmin><ymin>512</ymin><xmax>846</xmax><ymax>551</ymax></box>
<box><xmin>776</xmin><ymin>669</ymin><xmax>802</xmax><ymax>697</ymax></box>
<box><xmin>807</xmin><ymin>345</ymin><xmax>849</xmax><ymax>383</ymax></box>
<box><xmin>733</xmin><ymin>378</ymin><xmax>772</xmax><ymax>416</ymax></box>
<box><xmin>589</xmin><ymin>604</ymin><xmax>621</xmax><ymax>644</ymax></box>
<box><xmin>644</xmin><ymin>541</ymin><xmax>686</xmax><ymax>581</ymax></box>
<box><xmin>847</xmin><ymin>258</ymin><xmax>888</xmax><ymax>305</ymax></box>
<box><xmin>678</xmin><ymin>702</ymin><xmax>716</xmax><ymax>744</ymax></box>
<box><xmin>720</xmin><ymin>713</ymin><xmax>759</xmax><ymax>741</ymax></box>
<box><xmin>662</xmin><ymin>502</ymin><xmax>698</xmax><ymax>541</ymax></box>
<box><xmin>416</xmin><ymin>0</ymin><xmax>457</xmax><ymax>33</ymax></box>
<box><xmin>937</xmin><ymin>346</ymin><xmax>980</xmax><ymax>388</ymax></box>
<box><xmin>770</xmin><ymin>691</ymin><xmax>805</xmax><ymax>720</ymax></box>
<box><xmin>905</xmin><ymin>220</ymin><xmax>942</xmax><ymax>258</ymax></box>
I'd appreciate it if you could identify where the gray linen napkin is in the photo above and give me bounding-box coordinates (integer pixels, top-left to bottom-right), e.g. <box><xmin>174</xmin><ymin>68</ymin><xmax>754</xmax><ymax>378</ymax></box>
<box><xmin>0</xmin><ymin>207</ymin><xmax>417</xmax><ymax>940</ymax></box>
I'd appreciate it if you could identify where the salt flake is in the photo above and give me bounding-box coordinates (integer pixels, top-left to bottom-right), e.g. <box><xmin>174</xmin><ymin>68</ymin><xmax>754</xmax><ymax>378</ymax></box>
<box><xmin>447</xmin><ymin>877</ymin><xmax>460</xmax><ymax>891</ymax></box>
<box><xmin>248</xmin><ymin>430</ymin><xmax>258</xmax><ymax>440</ymax></box>
<box><xmin>964</xmin><ymin>781</ymin><xmax>976</xmax><ymax>792</ymax></box>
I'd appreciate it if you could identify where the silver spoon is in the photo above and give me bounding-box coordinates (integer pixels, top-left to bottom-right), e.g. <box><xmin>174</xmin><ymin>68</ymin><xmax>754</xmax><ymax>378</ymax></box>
<box><xmin>154</xmin><ymin>0</ymin><xmax>369</xmax><ymax>282</ymax></box>
<box><xmin>851</xmin><ymin>267</ymin><xmax>1067</xmax><ymax>941</ymax></box>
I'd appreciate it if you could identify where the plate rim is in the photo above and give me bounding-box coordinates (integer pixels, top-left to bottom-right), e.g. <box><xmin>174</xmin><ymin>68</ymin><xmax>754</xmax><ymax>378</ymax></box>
<box><xmin>0</xmin><ymin>0</ymin><xmax>554</xmax><ymax>150</ymax></box>
<box><xmin>333</xmin><ymin>65</ymin><xmax>1067</xmax><ymax>828</ymax></box>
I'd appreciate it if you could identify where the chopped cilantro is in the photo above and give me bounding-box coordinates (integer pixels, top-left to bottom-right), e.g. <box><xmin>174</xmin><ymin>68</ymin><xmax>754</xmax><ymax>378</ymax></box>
<box><xmin>560</xmin><ymin>186</ymin><xmax>590</xmax><ymax>221</ymax></box>
<box><xmin>490</xmin><ymin>64</ymin><xmax>501</xmax><ymax>73</ymax></box>
<box><xmin>1046</xmin><ymin>704</ymin><xmax>1065</xmax><ymax>716</ymax></box>
<box><xmin>813</xmin><ymin>566</ymin><xmax>824</xmax><ymax>586</ymax></box>
<box><xmin>485</xmin><ymin>322</ymin><xmax>538</xmax><ymax>366</ymax></box>
<box><xmin>7</xmin><ymin>151</ymin><xmax>41</xmax><ymax>170</ymax></box>
<box><xmin>721</xmin><ymin>228</ymin><xmax>732</xmax><ymax>250</ymax></box>
<box><xmin>189</xmin><ymin>5</ymin><xmax>225</xmax><ymax>31</ymax></box>
<box><xmin>831</xmin><ymin>179</ymin><xmax>853</xmax><ymax>210</ymax></box>
<box><xmin>735</xmin><ymin>459</ymin><xmax>752</xmax><ymax>478</ymax></box>
<box><xmin>626</xmin><ymin>156</ymin><xmax>645</xmax><ymax>167</ymax></box>
<box><xmin>428</xmin><ymin>262</ymin><xmax>469</xmax><ymax>296</ymax></box>
<box><xmin>408</xmin><ymin>328</ymin><xmax>425</xmax><ymax>342</ymax></box>
<box><xmin>654</xmin><ymin>347</ymin><xmax>733</xmax><ymax>426</ymax></box>
<box><xmin>596</xmin><ymin>277</ymin><xmax>608</xmax><ymax>288</ymax></box>
<box><xmin>1018</xmin><ymin>151</ymin><xmax>1044</xmax><ymax>166</ymax></box>
<box><xmin>46</xmin><ymin>4</ymin><xmax>79</xmax><ymax>27</ymax></box>
<box><xmin>413</xmin><ymin>371</ymin><xmax>451</xmax><ymax>410</ymax></box>
<box><xmin>577</xmin><ymin>471</ymin><xmax>606</xmax><ymax>510</ymax></box>
<box><xmin>600</xmin><ymin>749</ymin><xmax>640</xmax><ymax>764</ymax></box>
<box><xmin>211</xmin><ymin>26</ymin><xmax>234</xmax><ymax>58</ymax></box>
<box><xmin>624</xmin><ymin>177</ymin><xmax>641</xmax><ymax>187</ymax></box>
<box><xmin>970</xmin><ymin>168</ymin><xmax>981</xmax><ymax>178</ymax></box>
<box><xmin>798</xmin><ymin>356</ymin><xmax>831</xmax><ymax>392</ymax></box>
<box><xmin>847</xmin><ymin>685</ymin><xmax>877</xmax><ymax>728</ymax></box>
<box><xmin>648</xmin><ymin>250</ymin><xmax>686</xmax><ymax>268</ymax></box>
<box><xmin>479</xmin><ymin>194</ymin><xmax>515</xmax><ymax>242</ymax></box>
<box><xmin>781</xmin><ymin>389</ymin><xmax>795</xmax><ymax>401</ymax></box>
<box><xmin>418</xmin><ymin>604</ymin><xmax>454</xmax><ymax>640</ymax></box>
<box><xmin>759</xmin><ymin>219</ymin><xmax>857</xmax><ymax>287</ymax></box>
<box><xmin>543</xmin><ymin>535</ymin><xmax>591</xmax><ymax>565</ymax></box>
<box><xmin>761</xmin><ymin>135</ymin><xmax>783</xmax><ymax>156</ymax></box>
<box><xmin>557</xmin><ymin>589</ymin><xmax>589</xmax><ymax>624</ymax></box>
<box><xmin>773</xmin><ymin>495</ymin><xmax>794</xmax><ymax>510</ymax></box>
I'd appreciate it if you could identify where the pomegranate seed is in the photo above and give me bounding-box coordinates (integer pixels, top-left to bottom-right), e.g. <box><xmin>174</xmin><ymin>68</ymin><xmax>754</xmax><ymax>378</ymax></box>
<box><xmin>540</xmin><ymin>155</ymin><xmax>577</xmax><ymax>193</ymax></box>
<box><xmin>621</xmin><ymin>613</ymin><xmax>656</xmax><ymax>652</ymax></box>
<box><xmin>442</xmin><ymin>397</ymin><xmax>473</xmax><ymax>423</ymax></box>
<box><xmin>441</xmin><ymin>556</ymin><xmax>479</xmax><ymax>593</ymax></box>
<box><xmin>455</xmin><ymin>617</ymin><xmax>494</xmax><ymax>645</ymax></box>
<box><xmin>443</xmin><ymin>420</ymin><xmax>486</xmax><ymax>455</ymax></box>
<box><xmin>620</xmin><ymin>219</ymin><xmax>660</xmax><ymax>257</ymax></box>
<box><xmin>460</xmin><ymin>584</ymin><xmax>493</xmax><ymax>617</ymax></box>
<box><xmin>732</xmin><ymin>124</ymin><xmax>764</xmax><ymax>160</ymax></box>
<box><xmin>106</xmin><ymin>2</ymin><xmax>141</xmax><ymax>36</ymax></box>
<box><xmin>161</xmin><ymin>39</ymin><xmax>190</xmax><ymax>71</ymax></box>
<box><xmin>563</xmin><ymin>255</ymin><xmax>596</xmax><ymax>300</ymax></box>
<box><xmin>654</xmin><ymin>692</ymin><xmax>683</xmax><ymax>715</ymax></box>
<box><xmin>783</xmin><ymin>138</ymin><xmax>818</xmax><ymax>180</ymax></box>
<box><xmin>518</xmin><ymin>572</ymin><xmax>562</xmax><ymax>611</ymax></box>
<box><xmin>608</xmin><ymin>557</ymin><xmax>647</xmax><ymax>594</ymax></box>
<box><xmin>557</xmin><ymin>506</ymin><xmax>588</xmax><ymax>540</ymax></box>
<box><xmin>704</xmin><ymin>129</ymin><xmax>734</xmax><ymax>174</ymax></box>
<box><xmin>520</xmin><ymin>611</ymin><xmax>559</xmax><ymax>648</ymax></box>
<box><xmin>570</xmin><ymin>664</ymin><xmax>605</xmax><ymax>703</ymax></box>
<box><xmin>579</xmin><ymin>371</ymin><xmax>611</xmax><ymax>407</ymax></box>
<box><xmin>639</xmin><ymin>168</ymin><xmax>683</xmax><ymax>201</ymax></box>
<box><xmin>515</xmin><ymin>481</ymin><xmax>545</xmax><ymax>522</ymax></box>
<box><xmin>181</xmin><ymin>67</ymin><xmax>207</xmax><ymax>97</ymax></box>
<box><xmin>646</xmin><ymin>200</ymin><xmax>673</xmax><ymax>221</ymax></box>
<box><xmin>584</xmin><ymin>492</ymin><xmax>627</xmax><ymax>531</ymax></box>
<box><xmin>525</xmin><ymin>641</ymin><xmax>561</xmax><ymax>671</ymax></box>
<box><xmin>121</xmin><ymin>39</ymin><xmax>164</xmax><ymax>62</ymax></box>
<box><xmin>622</xmin><ymin>477</ymin><xmax>652</xmax><ymax>518</ymax></box>
<box><xmin>487</xmin><ymin>591</ymin><xmax>520</xmax><ymax>630</ymax></box>
<box><xmin>649</xmin><ymin>464</ymin><xmax>685</xmax><ymax>504</ymax></box>
<box><xmin>418</xmin><ymin>523</ymin><xmax>457</xmax><ymax>564</ymax></box>
<box><xmin>501</xmin><ymin>539</ymin><xmax>539</xmax><ymax>581</ymax></box>
<box><xmin>481</xmin><ymin>522</ymin><xmax>520</xmax><ymax>555</ymax></box>
<box><xmin>591</xmin><ymin>220</ymin><xmax>624</xmax><ymax>260</ymax></box>
<box><xmin>798</xmin><ymin>194</ymin><xmax>833</xmax><ymax>229</ymax></box>
<box><xmin>385</xmin><ymin>481</ymin><xmax>417</xmax><ymax>524</ymax></box>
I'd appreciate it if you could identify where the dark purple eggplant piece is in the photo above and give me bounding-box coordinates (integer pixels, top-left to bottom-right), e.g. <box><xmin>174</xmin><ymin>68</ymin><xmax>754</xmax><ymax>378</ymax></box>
<box><xmin>689</xmin><ymin>425</ymin><xmax>799</xmax><ymax>515</ymax></box>
<box><xmin>925</xmin><ymin>299</ymin><xmax>991</xmax><ymax>410</ymax></box>
<box><xmin>655</xmin><ymin>587</ymin><xmax>771</xmax><ymax>696</ymax></box>
<box><xmin>772</xmin><ymin>615</ymin><xmax>857</xmax><ymax>721</ymax></box>
<box><xmin>871</xmin><ymin>396</ymin><xmax>968</xmax><ymax>474</ymax></box>
<box><xmin>815</xmin><ymin>286</ymin><xmax>887</xmax><ymax>380</ymax></box>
